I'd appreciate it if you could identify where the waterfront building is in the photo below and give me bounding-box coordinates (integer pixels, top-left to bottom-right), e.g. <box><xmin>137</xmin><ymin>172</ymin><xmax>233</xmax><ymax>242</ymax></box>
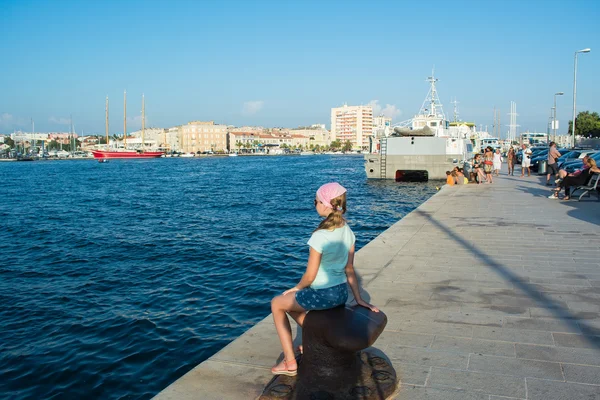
<box><xmin>164</xmin><ymin>127</ymin><xmax>181</xmax><ymax>152</ymax></box>
<box><xmin>180</xmin><ymin>121</ymin><xmax>227</xmax><ymax>154</ymax></box>
<box><xmin>228</xmin><ymin>130</ymin><xmax>313</xmax><ymax>153</ymax></box>
<box><xmin>289</xmin><ymin>125</ymin><xmax>331</xmax><ymax>149</ymax></box>
<box><xmin>330</xmin><ymin>104</ymin><xmax>373</xmax><ymax>150</ymax></box>
<box><xmin>129</xmin><ymin>128</ymin><xmax>164</xmax><ymax>146</ymax></box>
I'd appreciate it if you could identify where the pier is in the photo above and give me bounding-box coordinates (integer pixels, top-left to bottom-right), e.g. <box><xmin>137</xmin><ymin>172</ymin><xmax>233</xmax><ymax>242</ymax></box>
<box><xmin>155</xmin><ymin>172</ymin><xmax>600</xmax><ymax>400</ymax></box>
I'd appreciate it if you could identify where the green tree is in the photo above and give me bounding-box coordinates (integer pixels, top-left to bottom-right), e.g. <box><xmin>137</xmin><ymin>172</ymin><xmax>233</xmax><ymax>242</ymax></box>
<box><xmin>4</xmin><ymin>136</ymin><xmax>15</xmax><ymax>148</ymax></box>
<box><xmin>48</xmin><ymin>140</ymin><xmax>60</xmax><ymax>150</ymax></box>
<box><xmin>342</xmin><ymin>140</ymin><xmax>353</xmax><ymax>152</ymax></box>
<box><xmin>330</xmin><ymin>139</ymin><xmax>341</xmax><ymax>150</ymax></box>
<box><xmin>568</xmin><ymin>111</ymin><xmax>600</xmax><ymax>138</ymax></box>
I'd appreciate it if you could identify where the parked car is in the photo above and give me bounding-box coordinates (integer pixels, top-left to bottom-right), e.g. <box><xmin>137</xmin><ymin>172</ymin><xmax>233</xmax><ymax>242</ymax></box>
<box><xmin>517</xmin><ymin>147</ymin><xmax>547</xmax><ymax>164</ymax></box>
<box><xmin>557</xmin><ymin>150</ymin><xmax>595</xmax><ymax>168</ymax></box>
<box><xmin>562</xmin><ymin>151</ymin><xmax>600</xmax><ymax>173</ymax></box>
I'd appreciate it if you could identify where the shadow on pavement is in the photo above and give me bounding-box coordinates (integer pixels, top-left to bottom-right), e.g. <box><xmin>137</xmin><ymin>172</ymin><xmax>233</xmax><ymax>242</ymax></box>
<box><xmin>416</xmin><ymin>209</ymin><xmax>600</xmax><ymax>348</ymax></box>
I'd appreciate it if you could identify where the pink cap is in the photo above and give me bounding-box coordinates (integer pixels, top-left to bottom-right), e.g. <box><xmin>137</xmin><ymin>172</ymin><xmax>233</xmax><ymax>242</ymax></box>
<box><xmin>316</xmin><ymin>182</ymin><xmax>347</xmax><ymax>210</ymax></box>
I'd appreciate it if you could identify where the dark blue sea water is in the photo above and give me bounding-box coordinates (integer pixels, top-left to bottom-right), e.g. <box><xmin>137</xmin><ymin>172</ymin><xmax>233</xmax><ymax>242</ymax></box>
<box><xmin>0</xmin><ymin>155</ymin><xmax>437</xmax><ymax>399</ymax></box>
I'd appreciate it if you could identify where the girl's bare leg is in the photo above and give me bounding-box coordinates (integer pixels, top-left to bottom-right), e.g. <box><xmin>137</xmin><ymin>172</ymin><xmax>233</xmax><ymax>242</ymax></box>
<box><xmin>271</xmin><ymin>293</ymin><xmax>305</xmax><ymax>368</ymax></box>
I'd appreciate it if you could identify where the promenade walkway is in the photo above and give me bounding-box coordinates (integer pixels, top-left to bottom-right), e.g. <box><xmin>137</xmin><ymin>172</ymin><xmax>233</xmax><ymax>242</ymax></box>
<box><xmin>155</xmin><ymin>170</ymin><xmax>600</xmax><ymax>400</ymax></box>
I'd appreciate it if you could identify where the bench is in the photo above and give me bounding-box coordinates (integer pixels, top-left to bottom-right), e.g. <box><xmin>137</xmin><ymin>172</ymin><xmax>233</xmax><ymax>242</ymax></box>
<box><xmin>573</xmin><ymin>173</ymin><xmax>600</xmax><ymax>202</ymax></box>
<box><xmin>260</xmin><ymin>305</ymin><xmax>397</xmax><ymax>400</ymax></box>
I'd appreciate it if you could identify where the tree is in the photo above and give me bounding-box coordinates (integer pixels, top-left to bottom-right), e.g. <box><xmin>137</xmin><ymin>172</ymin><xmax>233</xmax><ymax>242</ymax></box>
<box><xmin>330</xmin><ymin>139</ymin><xmax>341</xmax><ymax>150</ymax></box>
<box><xmin>342</xmin><ymin>140</ymin><xmax>353</xmax><ymax>152</ymax></box>
<box><xmin>4</xmin><ymin>136</ymin><xmax>15</xmax><ymax>148</ymax></box>
<box><xmin>568</xmin><ymin>111</ymin><xmax>600</xmax><ymax>138</ymax></box>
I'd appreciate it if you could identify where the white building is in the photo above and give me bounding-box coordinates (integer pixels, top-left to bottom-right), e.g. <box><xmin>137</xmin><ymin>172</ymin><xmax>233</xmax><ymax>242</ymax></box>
<box><xmin>331</xmin><ymin>104</ymin><xmax>373</xmax><ymax>150</ymax></box>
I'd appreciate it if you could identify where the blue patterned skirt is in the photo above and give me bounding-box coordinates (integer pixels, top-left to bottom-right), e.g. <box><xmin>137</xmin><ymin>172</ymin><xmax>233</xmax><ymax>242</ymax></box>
<box><xmin>295</xmin><ymin>283</ymin><xmax>348</xmax><ymax>311</ymax></box>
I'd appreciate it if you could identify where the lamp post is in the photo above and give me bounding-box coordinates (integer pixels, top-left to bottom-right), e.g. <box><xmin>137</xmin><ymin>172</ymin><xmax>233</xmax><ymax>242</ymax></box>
<box><xmin>572</xmin><ymin>48</ymin><xmax>591</xmax><ymax>147</ymax></box>
<box><xmin>553</xmin><ymin>92</ymin><xmax>563</xmax><ymax>144</ymax></box>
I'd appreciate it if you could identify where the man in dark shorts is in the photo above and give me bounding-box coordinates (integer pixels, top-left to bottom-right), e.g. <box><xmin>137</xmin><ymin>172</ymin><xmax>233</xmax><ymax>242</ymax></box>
<box><xmin>546</xmin><ymin>142</ymin><xmax>561</xmax><ymax>186</ymax></box>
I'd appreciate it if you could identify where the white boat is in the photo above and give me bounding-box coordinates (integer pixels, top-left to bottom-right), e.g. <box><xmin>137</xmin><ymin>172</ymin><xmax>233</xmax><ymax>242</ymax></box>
<box><xmin>365</xmin><ymin>72</ymin><xmax>480</xmax><ymax>181</ymax></box>
<box><xmin>228</xmin><ymin>152</ymin><xmax>238</xmax><ymax>157</ymax></box>
<box><xmin>300</xmin><ymin>151</ymin><xmax>315</xmax><ymax>156</ymax></box>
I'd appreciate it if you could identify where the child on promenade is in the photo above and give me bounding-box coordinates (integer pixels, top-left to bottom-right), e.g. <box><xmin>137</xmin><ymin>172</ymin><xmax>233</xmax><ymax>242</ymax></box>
<box><xmin>270</xmin><ymin>182</ymin><xmax>379</xmax><ymax>376</ymax></box>
<box><xmin>446</xmin><ymin>171</ymin><xmax>455</xmax><ymax>186</ymax></box>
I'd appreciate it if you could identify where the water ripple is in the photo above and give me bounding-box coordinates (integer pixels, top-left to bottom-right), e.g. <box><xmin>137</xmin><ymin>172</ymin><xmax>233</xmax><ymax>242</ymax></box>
<box><xmin>0</xmin><ymin>156</ymin><xmax>436</xmax><ymax>399</ymax></box>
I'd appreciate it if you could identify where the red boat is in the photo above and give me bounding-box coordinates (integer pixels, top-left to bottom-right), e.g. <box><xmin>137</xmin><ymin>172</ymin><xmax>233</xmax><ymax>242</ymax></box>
<box><xmin>95</xmin><ymin>93</ymin><xmax>164</xmax><ymax>160</ymax></box>
<box><xmin>92</xmin><ymin>150</ymin><xmax>164</xmax><ymax>159</ymax></box>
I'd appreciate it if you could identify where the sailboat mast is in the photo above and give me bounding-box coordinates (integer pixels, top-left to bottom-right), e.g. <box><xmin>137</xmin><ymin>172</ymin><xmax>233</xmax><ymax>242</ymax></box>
<box><xmin>124</xmin><ymin>90</ymin><xmax>127</xmax><ymax>148</ymax></box>
<box><xmin>142</xmin><ymin>94</ymin><xmax>145</xmax><ymax>151</ymax></box>
<box><xmin>106</xmin><ymin>96</ymin><xmax>109</xmax><ymax>150</ymax></box>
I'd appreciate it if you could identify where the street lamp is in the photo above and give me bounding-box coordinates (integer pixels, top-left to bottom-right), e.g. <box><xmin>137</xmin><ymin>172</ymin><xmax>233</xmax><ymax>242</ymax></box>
<box><xmin>553</xmin><ymin>92</ymin><xmax>563</xmax><ymax>143</ymax></box>
<box><xmin>572</xmin><ymin>48</ymin><xmax>591</xmax><ymax>147</ymax></box>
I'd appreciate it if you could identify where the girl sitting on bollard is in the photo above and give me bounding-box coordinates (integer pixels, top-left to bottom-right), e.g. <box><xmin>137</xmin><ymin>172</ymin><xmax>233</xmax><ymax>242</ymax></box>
<box><xmin>269</xmin><ymin>182</ymin><xmax>379</xmax><ymax>376</ymax></box>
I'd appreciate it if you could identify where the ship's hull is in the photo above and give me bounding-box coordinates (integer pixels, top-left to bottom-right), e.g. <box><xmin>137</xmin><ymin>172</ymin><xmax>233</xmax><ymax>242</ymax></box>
<box><xmin>365</xmin><ymin>136</ymin><xmax>469</xmax><ymax>181</ymax></box>
<box><xmin>92</xmin><ymin>150</ymin><xmax>164</xmax><ymax>159</ymax></box>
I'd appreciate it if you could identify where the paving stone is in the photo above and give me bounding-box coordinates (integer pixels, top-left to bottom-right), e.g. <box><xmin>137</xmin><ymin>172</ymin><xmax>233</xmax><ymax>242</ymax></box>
<box><xmin>515</xmin><ymin>343</ymin><xmax>600</xmax><ymax>366</ymax></box>
<box><xmin>467</xmin><ymin>354</ymin><xmax>564</xmax><ymax>380</ymax></box>
<box><xmin>153</xmin><ymin>360</ymin><xmax>272</xmax><ymax>400</ymax></box>
<box><xmin>503</xmin><ymin>316</ymin><xmax>581</xmax><ymax>333</ymax></box>
<box><xmin>384</xmin><ymin>345</ymin><xmax>468</xmax><ymax>369</ymax></box>
<box><xmin>562</xmin><ymin>363</ymin><xmax>600</xmax><ymax>385</ymax></box>
<box><xmin>376</xmin><ymin>330</ymin><xmax>434</xmax><ymax>349</ymax></box>
<box><xmin>526</xmin><ymin>377</ymin><xmax>600</xmax><ymax>400</ymax></box>
<box><xmin>460</xmin><ymin>304</ymin><xmax>529</xmax><ymax>317</ymax></box>
<box><xmin>394</xmin><ymin>385</ymin><xmax>490</xmax><ymax>400</ymax></box>
<box><xmin>552</xmin><ymin>332</ymin><xmax>600</xmax><ymax>349</ymax></box>
<box><xmin>389</xmin><ymin>362</ymin><xmax>431</xmax><ymax>386</ymax></box>
<box><xmin>472</xmin><ymin>326</ymin><xmax>554</xmax><ymax>345</ymax></box>
<box><xmin>427</xmin><ymin>367</ymin><xmax>525</xmax><ymax>398</ymax></box>
<box><xmin>434</xmin><ymin>311</ymin><xmax>503</xmax><ymax>327</ymax></box>
<box><xmin>387</xmin><ymin>320</ymin><xmax>473</xmax><ymax>338</ymax></box>
<box><xmin>431</xmin><ymin>336</ymin><xmax>515</xmax><ymax>357</ymax></box>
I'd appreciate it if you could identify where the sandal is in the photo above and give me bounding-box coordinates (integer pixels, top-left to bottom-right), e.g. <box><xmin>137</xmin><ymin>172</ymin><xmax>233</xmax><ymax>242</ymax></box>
<box><xmin>271</xmin><ymin>359</ymin><xmax>298</xmax><ymax>376</ymax></box>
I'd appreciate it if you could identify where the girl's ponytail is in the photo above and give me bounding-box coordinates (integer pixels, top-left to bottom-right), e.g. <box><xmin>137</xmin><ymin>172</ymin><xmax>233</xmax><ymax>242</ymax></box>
<box><xmin>315</xmin><ymin>193</ymin><xmax>346</xmax><ymax>232</ymax></box>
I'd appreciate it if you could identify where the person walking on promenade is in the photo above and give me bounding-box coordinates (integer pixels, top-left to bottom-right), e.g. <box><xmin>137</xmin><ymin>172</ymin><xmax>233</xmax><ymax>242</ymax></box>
<box><xmin>493</xmin><ymin>148</ymin><xmax>503</xmax><ymax>176</ymax></box>
<box><xmin>546</xmin><ymin>141</ymin><xmax>562</xmax><ymax>186</ymax></box>
<box><xmin>520</xmin><ymin>144</ymin><xmax>532</xmax><ymax>177</ymax></box>
<box><xmin>269</xmin><ymin>182</ymin><xmax>378</xmax><ymax>376</ymax></box>
<box><xmin>507</xmin><ymin>147</ymin><xmax>516</xmax><ymax>176</ymax></box>
<box><xmin>483</xmin><ymin>146</ymin><xmax>494</xmax><ymax>183</ymax></box>
<box><xmin>549</xmin><ymin>158</ymin><xmax>600</xmax><ymax>200</ymax></box>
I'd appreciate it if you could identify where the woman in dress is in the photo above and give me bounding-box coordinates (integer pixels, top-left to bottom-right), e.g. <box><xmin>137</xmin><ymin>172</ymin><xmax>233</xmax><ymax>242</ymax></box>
<box><xmin>493</xmin><ymin>148</ymin><xmax>503</xmax><ymax>176</ymax></box>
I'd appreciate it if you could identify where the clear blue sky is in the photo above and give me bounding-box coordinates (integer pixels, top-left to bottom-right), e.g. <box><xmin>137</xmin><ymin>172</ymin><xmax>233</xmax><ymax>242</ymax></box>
<box><xmin>1</xmin><ymin>0</ymin><xmax>598</xmax><ymax>137</ymax></box>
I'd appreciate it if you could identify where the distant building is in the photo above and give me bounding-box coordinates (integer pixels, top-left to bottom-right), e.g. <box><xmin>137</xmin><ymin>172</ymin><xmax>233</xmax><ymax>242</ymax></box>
<box><xmin>330</xmin><ymin>104</ymin><xmax>373</xmax><ymax>150</ymax></box>
<box><xmin>164</xmin><ymin>127</ymin><xmax>181</xmax><ymax>152</ymax></box>
<box><xmin>289</xmin><ymin>125</ymin><xmax>331</xmax><ymax>148</ymax></box>
<box><xmin>520</xmin><ymin>132</ymin><xmax>547</xmax><ymax>146</ymax></box>
<box><xmin>181</xmin><ymin>121</ymin><xmax>227</xmax><ymax>153</ymax></box>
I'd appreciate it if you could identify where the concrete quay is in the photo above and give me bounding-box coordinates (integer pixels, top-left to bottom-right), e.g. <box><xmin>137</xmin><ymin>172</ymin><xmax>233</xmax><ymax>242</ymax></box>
<box><xmin>155</xmin><ymin>171</ymin><xmax>600</xmax><ymax>400</ymax></box>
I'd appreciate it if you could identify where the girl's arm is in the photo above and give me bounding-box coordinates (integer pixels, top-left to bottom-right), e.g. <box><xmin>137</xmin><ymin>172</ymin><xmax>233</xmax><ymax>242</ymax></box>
<box><xmin>283</xmin><ymin>248</ymin><xmax>321</xmax><ymax>295</ymax></box>
<box><xmin>345</xmin><ymin>245</ymin><xmax>379</xmax><ymax>312</ymax></box>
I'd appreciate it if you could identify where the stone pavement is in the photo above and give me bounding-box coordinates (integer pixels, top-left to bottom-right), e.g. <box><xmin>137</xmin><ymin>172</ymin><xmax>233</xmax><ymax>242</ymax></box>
<box><xmin>154</xmin><ymin>170</ymin><xmax>600</xmax><ymax>400</ymax></box>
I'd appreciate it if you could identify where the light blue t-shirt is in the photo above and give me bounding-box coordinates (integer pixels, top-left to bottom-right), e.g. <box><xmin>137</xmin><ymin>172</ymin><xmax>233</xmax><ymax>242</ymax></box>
<box><xmin>307</xmin><ymin>224</ymin><xmax>355</xmax><ymax>289</ymax></box>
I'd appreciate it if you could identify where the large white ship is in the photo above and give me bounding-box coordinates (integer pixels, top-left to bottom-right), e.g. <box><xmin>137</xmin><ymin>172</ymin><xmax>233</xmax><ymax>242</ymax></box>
<box><xmin>365</xmin><ymin>73</ymin><xmax>486</xmax><ymax>181</ymax></box>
